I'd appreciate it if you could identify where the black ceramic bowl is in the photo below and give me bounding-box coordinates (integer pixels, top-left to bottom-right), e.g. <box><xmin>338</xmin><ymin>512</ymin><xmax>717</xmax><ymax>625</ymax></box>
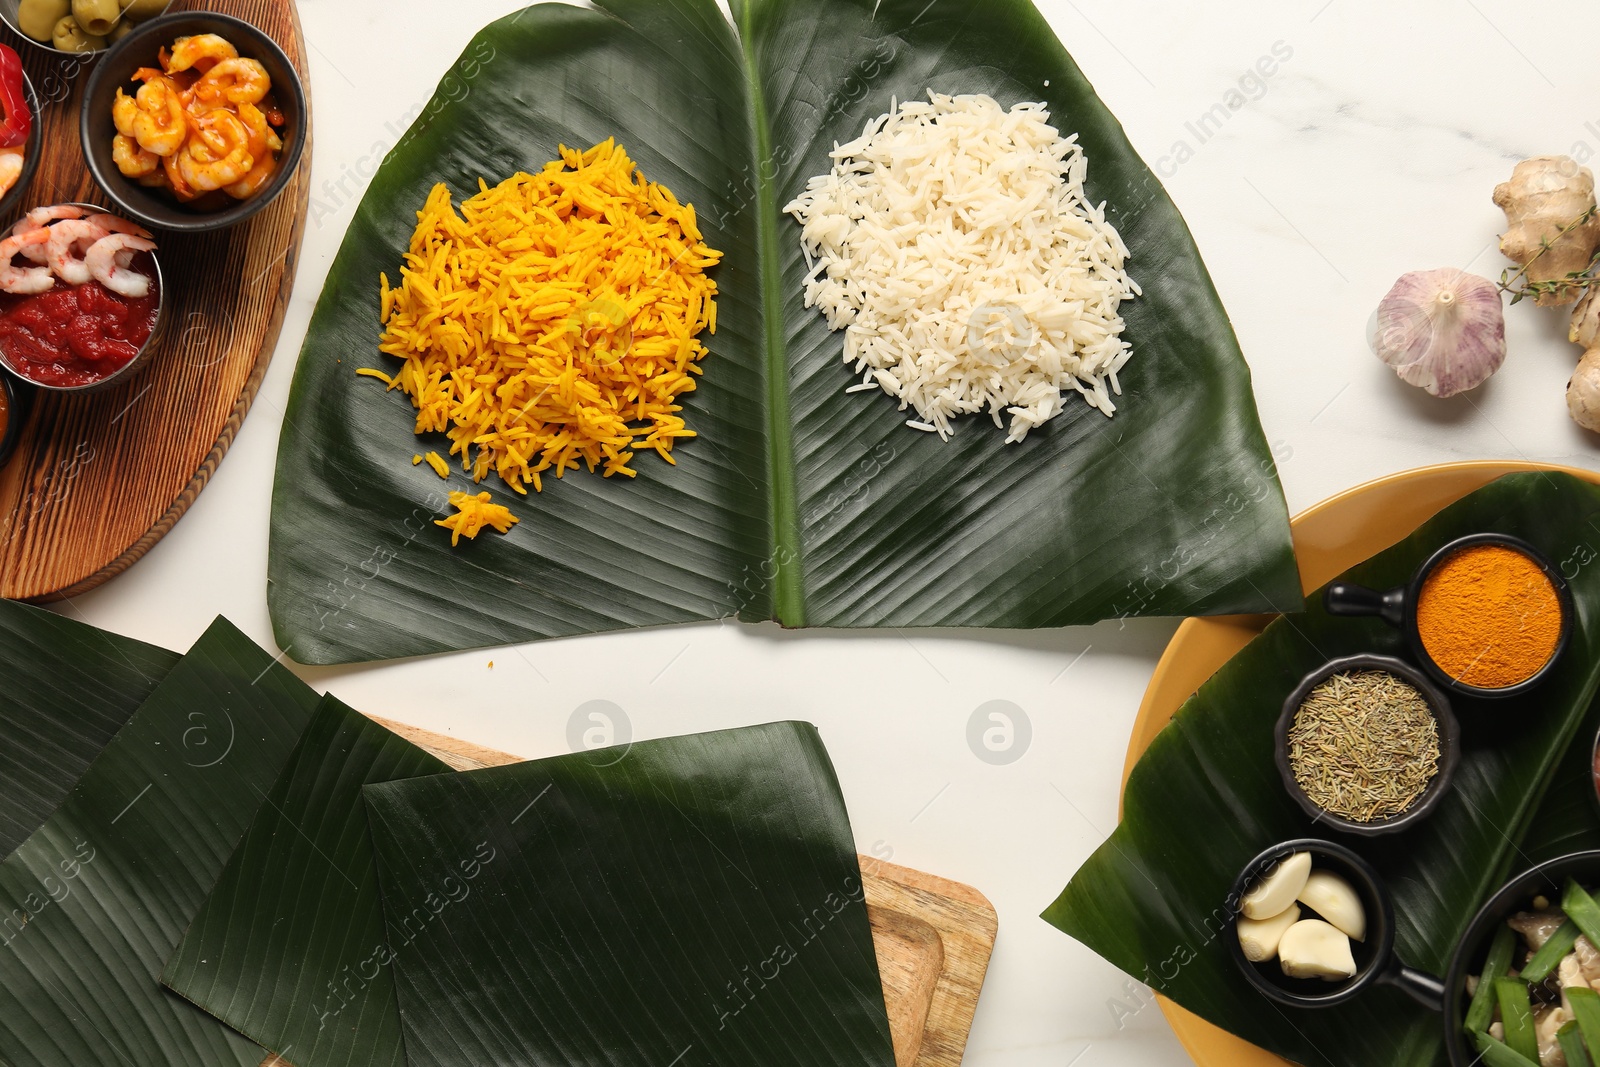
<box><xmin>0</xmin><ymin>71</ymin><xmax>43</xmax><ymax>225</ymax></box>
<box><xmin>1443</xmin><ymin>851</ymin><xmax>1600</xmax><ymax>1066</ymax></box>
<box><xmin>80</xmin><ymin>12</ymin><xmax>305</xmax><ymax>233</ymax></box>
<box><xmin>0</xmin><ymin>369</ymin><xmax>27</xmax><ymax>467</ymax></box>
<box><xmin>1227</xmin><ymin>838</ymin><xmax>1443</xmax><ymax>1009</ymax></box>
<box><xmin>1276</xmin><ymin>654</ymin><xmax>1460</xmax><ymax>836</ymax></box>
<box><xmin>0</xmin><ymin>0</ymin><xmax>173</xmax><ymax>55</ymax></box>
<box><xmin>1325</xmin><ymin>533</ymin><xmax>1573</xmax><ymax>700</ymax></box>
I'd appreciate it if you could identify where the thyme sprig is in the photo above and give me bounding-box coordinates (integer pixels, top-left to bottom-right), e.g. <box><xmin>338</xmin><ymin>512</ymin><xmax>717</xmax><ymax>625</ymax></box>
<box><xmin>1498</xmin><ymin>205</ymin><xmax>1600</xmax><ymax>305</ymax></box>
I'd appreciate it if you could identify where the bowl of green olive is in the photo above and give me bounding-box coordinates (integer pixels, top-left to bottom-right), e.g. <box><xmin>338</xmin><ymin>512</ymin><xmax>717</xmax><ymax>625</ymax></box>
<box><xmin>2</xmin><ymin>0</ymin><xmax>171</xmax><ymax>54</ymax></box>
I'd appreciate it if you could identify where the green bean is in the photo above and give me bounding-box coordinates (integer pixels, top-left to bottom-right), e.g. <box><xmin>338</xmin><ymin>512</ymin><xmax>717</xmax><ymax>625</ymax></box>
<box><xmin>1495</xmin><ymin>977</ymin><xmax>1539</xmax><ymax>1063</ymax></box>
<box><xmin>1564</xmin><ymin>879</ymin><xmax>1600</xmax><ymax>950</ymax></box>
<box><xmin>15</xmin><ymin>0</ymin><xmax>69</xmax><ymax>41</ymax></box>
<box><xmin>1560</xmin><ymin>1020</ymin><xmax>1593</xmax><ymax>1067</ymax></box>
<box><xmin>1466</xmin><ymin>924</ymin><xmax>1517</xmax><ymax>1033</ymax></box>
<box><xmin>1569</xmin><ymin>987</ymin><xmax>1600</xmax><ymax>1058</ymax></box>
<box><xmin>1520</xmin><ymin>918</ymin><xmax>1580</xmax><ymax>984</ymax></box>
<box><xmin>1472</xmin><ymin>1029</ymin><xmax>1545</xmax><ymax>1067</ymax></box>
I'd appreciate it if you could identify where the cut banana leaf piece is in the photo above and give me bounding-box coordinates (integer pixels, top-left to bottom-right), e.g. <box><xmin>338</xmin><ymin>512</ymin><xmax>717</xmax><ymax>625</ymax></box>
<box><xmin>1044</xmin><ymin>472</ymin><xmax>1600</xmax><ymax>1067</ymax></box>
<box><xmin>268</xmin><ymin>0</ymin><xmax>1297</xmax><ymax>664</ymax></box>
<box><xmin>162</xmin><ymin>696</ymin><xmax>450</xmax><ymax>1067</ymax></box>
<box><xmin>0</xmin><ymin>616</ymin><xmax>319</xmax><ymax>1067</ymax></box>
<box><xmin>362</xmin><ymin>721</ymin><xmax>895</xmax><ymax>1067</ymax></box>
<box><xmin>0</xmin><ymin>599</ymin><xmax>178</xmax><ymax>853</ymax></box>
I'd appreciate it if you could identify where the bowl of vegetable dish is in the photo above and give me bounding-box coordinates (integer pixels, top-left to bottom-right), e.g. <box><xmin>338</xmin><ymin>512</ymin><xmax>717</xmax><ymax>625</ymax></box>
<box><xmin>1446</xmin><ymin>851</ymin><xmax>1600</xmax><ymax>1066</ymax></box>
<box><xmin>80</xmin><ymin>12</ymin><xmax>305</xmax><ymax>233</ymax></box>
<box><xmin>0</xmin><ymin>203</ymin><xmax>164</xmax><ymax>393</ymax></box>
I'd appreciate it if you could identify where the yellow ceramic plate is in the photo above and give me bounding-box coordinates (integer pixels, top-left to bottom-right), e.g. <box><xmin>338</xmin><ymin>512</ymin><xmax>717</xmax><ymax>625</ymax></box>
<box><xmin>1123</xmin><ymin>461</ymin><xmax>1600</xmax><ymax>1067</ymax></box>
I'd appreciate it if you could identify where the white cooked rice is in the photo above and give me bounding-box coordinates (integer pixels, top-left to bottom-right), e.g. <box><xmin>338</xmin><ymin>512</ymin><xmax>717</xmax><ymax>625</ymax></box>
<box><xmin>784</xmin><ymin>91</ymin><xmax>1140</xmax><ymax>443</ymax></box>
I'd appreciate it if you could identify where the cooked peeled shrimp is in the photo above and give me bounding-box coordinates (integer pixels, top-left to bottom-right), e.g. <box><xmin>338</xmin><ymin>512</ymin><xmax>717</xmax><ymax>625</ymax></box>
<box><xmin>0</xmin><ymin>147</ymin><xmax>23</xmax><ymax>199</ymax></box>
<box><xmin>86</xmin><ymin>213</ymin><xmax>153</xmax><ymax>239</ymax></box>
<box><xmin>12</xmin><ymin>206</ymin><xmax>88</xmax><ymax>265</ymax></box>
<box><xmin>166</xmin><ymin>34</ymin><xmax>237</xmax><ymax>74</ymax></box>
<box><xmin>113</xmin><ymin>134</ymin><xmax>160</xmax><ymax>179</ymax></box>
<box><xmin>19</xmin><ymin>205</ymin><xmax>86</xmax><ymax>232</ymax></box>
<box><xmin>47</xmin><ymin>220</ymin><xmax>110</xmax><ymax>286</ymax></box>
<box><xmin>161</xmin><ymin>151</ymin><xmax>195</xmax><ymax>201</ymax></box>
<box><xmin>112</xmin><ymin>90</ymin><xmax>140</xmax><ymax>139</ymax></box>
<box><xmin>124</xmin><ymin>80</ymin><xmax>187</xmax><ymax>157</ymax></box>
<box><xmin>224</xmin><ymin>153</ymin><xmax>277</xmax><ymax>200</ymax></box>
<box><xmin>0</xmin><ymin>230</ymin><xmax>55</xmax><ymax>295</ymax></box>
<box><xmin>176</xmin><ymin>110</ymin><xmax>254</xmax><ymax>192</ymax></box>
<box><xmin>192</xmin><ymin>58</ymin><xmax>270</xmax><ymax>107</ymax></box>
<box><xmin>86</xmin><ymin>235</ymin><xmax>155</xmax><ymax>299</ymax></box>
<box><xmin>237</xmin><ymin>102</ymin><xmax>282</xmax><ymax>155</ymax></box>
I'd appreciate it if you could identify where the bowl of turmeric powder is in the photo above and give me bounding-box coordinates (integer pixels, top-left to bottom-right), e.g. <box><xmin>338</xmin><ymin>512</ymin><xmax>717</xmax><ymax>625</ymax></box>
<box><xmin>1326</xmin><ymin>534</ymin><xmax>1572</xmax><ymax>699</ymax></box>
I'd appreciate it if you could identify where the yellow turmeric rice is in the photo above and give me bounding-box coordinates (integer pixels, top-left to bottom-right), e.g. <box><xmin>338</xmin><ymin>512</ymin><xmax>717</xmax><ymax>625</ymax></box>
<box><xmin>365</xmin><ymin>138</ymin><xmax>722</xmax><ymax>497</ymax></box>
<box><xmin>436</xmin><ymin>491</ymin><xmax>520</xmax><ymax>546</ymax></box>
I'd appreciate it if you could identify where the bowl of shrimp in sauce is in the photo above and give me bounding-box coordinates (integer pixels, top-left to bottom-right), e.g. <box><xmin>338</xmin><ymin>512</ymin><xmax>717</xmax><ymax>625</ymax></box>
<box><xmin>0</xmin><ymin>203</ymin><xmax>164</xmax><ymax>393</ymax></box>
<box><xmin>79</xmin><ymin>12</ymin><xmax>305</xmax><ymax>233</ymax></box>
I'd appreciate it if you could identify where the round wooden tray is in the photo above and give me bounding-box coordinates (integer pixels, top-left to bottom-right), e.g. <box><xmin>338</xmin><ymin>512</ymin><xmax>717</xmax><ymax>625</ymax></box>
<box><xmin>1122</xmin><ymin>460</ymin><xmax>1600</xmax><ymax>1067</ymax></box>
<box><xmin>0</xmin><ymin>0</ymin><xmax>310</xmax><ymax>601</ymax></box>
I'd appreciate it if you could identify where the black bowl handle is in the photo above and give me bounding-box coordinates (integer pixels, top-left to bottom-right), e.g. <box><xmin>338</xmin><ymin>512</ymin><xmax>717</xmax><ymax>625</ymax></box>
<box><xmin>1379</xmin><ymin>960</ymin><xmax>1447</xmax><ymax>1011</ymax></box>
<box><xmin>1324</xmin><ymin>582</ymin><xmax>1406</xmax><ymax>629</ymax></box>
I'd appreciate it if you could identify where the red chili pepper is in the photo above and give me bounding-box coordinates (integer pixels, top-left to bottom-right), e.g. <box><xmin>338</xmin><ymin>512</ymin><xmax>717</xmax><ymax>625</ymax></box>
<box><xmin>0</xmin><ymin>45</ymin><xmax>31</xmax><ymax>149</ymax></box>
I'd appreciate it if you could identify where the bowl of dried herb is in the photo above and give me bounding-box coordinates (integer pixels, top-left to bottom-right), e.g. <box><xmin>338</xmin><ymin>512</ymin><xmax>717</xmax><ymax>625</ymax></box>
<box><xmin>1275</xmin><ymin>654</ymin><xmax>1460</xmax><ymax>836</ymax></box>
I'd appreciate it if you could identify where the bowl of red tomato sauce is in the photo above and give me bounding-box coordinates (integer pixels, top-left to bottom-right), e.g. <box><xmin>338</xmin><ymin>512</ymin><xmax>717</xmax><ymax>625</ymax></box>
<box><xmin>0</xmin><ymin>202</ymin><xmax>163</xmax><ymax>393</ymax></box>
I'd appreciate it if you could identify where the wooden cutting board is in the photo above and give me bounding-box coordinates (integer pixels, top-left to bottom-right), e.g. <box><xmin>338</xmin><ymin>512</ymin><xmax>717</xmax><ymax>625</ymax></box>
<box><xmin>356</xmin><ymin>716</ymin><xmax>1000</xmax><ymax>1067</ymax></box>
<box><xmin>0</xmin><ymin>0</ymin><xmax>310</xmax><ymax>601</ymax></box>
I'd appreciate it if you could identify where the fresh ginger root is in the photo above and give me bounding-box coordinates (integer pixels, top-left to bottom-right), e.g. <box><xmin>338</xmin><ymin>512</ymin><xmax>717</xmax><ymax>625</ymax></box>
<box><xmin>1494</xmin><ymin>155</ymin><xmax>1600</xmax><ymax>306</ymax></box>
<box><xmin>1569</xmin><ymin>288</ymin><xmax>1600</xmax><ymax>431</ymax></box>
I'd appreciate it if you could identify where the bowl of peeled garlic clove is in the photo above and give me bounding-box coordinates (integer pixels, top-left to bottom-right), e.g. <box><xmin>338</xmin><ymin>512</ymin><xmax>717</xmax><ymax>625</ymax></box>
<box><xmin>1</xmin><ymin>0</ymin><xmax>172</xmax><ymax>54</ymax></box>
<box><xmin>1226</xmin><ymin>838</ymin><xmax>1444</xmax><ymax>1011</ymax></box>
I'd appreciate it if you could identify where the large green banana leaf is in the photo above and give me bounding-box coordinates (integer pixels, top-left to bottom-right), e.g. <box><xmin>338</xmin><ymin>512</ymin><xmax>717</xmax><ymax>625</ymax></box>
<box><xmin>362</xmin><ymin>721</ymin><xmax>895</xmax><ymax>1067</ymax></box>
<box><xmin>1519</xmin><ymin>684</ymin><xmax>1600</xmax><ymax>864</ymax></box>
<box><xmin>1043</xmin><ymin>472</ymin><xmax>1600</xmax><ymax>1067</ymax></box>
<box><xmin>267</xmin><ymin>0</ymin><xmax>1298</xmax><ymax>664</ymax></box>
<box><xmin>0</xmin><ymin>599</ymin><xmax>178</xmax><ymax>853</ymax></box>
<box><xmin>0</xmin><ymin>616</ymin><xmax>319</xmax><ymax>1067</ymax></box>
<box><xmin>162</xmin><ymin>696</ymin><xmax>450</xmax><ymax>1067</ymax></box>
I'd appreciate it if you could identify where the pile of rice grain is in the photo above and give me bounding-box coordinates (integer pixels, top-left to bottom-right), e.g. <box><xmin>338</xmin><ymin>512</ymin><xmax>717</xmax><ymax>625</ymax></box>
<box><xmin>364</xmin><ymin>139</ymin><xmax>721</xmax><ymax>496</ymax></box>
<box><xmin>784</xmin><ymin>92</ymin><xmax>1140</xmax><ymax>442</ymax></box>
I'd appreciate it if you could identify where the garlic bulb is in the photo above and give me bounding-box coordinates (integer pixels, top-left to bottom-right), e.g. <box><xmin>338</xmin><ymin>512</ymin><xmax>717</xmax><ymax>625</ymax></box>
<box><xmin>1372</xmin><ymin>268</ymin><xmax>1505</xmax><ymax>397</ymax></box>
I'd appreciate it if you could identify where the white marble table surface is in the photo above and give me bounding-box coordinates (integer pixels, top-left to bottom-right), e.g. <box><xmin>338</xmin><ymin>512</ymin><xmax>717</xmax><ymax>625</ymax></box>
<box><xmin>57</xmin><ymin>1</ymin><xmax>1600</xmax><ymax>1064</ymax></box>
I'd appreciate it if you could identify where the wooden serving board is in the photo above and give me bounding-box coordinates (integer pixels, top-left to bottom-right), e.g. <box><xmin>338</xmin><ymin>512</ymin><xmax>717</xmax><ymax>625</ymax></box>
<box><xmin>358</xmin><ymin>716</ymin><xmax>1000</xmax><ymax>1067</ymax></box>
<box><xmin>0</xmin><ymin>0</ymin><xmax>310</xmax><ymax>601</ymax></box>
